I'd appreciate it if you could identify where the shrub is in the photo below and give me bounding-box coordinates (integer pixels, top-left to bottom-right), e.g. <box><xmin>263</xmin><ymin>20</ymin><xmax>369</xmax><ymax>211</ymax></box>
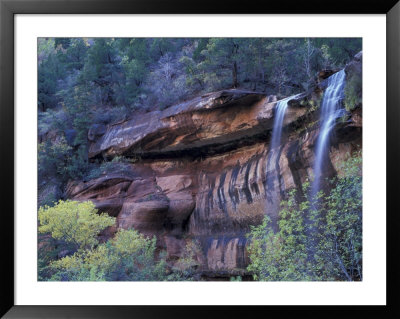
<box><xmin>38</xmin><ymin>200</ymin><xmax>115</xmax><ymax>250</ymax></box>
<box><xmin>230</xmin><ymin>276</ymin><xmax>242</xmax><ymax>281</ymax></box>
<box><xmin>38</xmin><ymin>109</ymin><xmax>69</xmax><ymax>136</ymax></box>
<box><xmin>38</xmin><ymin>181</ymin><xmax>62</xmax><ymax>207</ymax></box>
<box><xmin>63</xmin><ymin>145</ymin><xmax>91</xmax><ymax>180</ymax></box>
<box><xmin>38</xmin><ymin>135</ymin><xmax>90</xmax><ymax>183</ymax></box>
<box><xmin>169</xmin><ymin>240</ymin><xmax>202</xmax><ymax>281</ymax></box>
<box><xmin>247</xmin><ymin>152</ymin><xmax>362</xmax><ymax>281</ymax></box>
<box><xmin>49</xmin><ymin>229</ymin><xmax>169</xmax><ymax>281</ymax></box>
<box><xmin>40</xmin><ymin>210</ymin><xmax>202</xmax><ymax>281</ymax></box>
<box><xmin>38</xmin><ymin>136</ymin><xmax>72</xmax><ymax>182</ymax></box>
<box><xmin>49</xmin><ymin>244</ymin><xmax>113</xmax><ymax>281</ymax></box>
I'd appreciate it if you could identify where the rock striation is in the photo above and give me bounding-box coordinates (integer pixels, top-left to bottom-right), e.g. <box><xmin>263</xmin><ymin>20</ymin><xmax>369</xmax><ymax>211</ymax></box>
<box><xmin>66</xmin><ymin>53</ymin><xmax>362</xmax><ymax>279</ymax></box>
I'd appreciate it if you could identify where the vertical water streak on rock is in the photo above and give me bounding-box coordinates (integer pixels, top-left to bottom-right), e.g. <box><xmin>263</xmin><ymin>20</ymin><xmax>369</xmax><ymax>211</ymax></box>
<box><xmin>207</xmin><ymin>175</ymin><xmax>216</xmax><ymax>220</ymax></box>
<box><xmin>251</xmin><ymin>158</ymin><xmax>261</xmax><ymax>196</ymax></box>
<box><xmin>217</xmin><ymin>171</ymin><xmax>228</xmax><ymax>216</ymax></box>
<box><xmin>228</xmin><ymin>163</ymin><xmax>241</xmax><ymax>211</ymax></box>
<box><xmin>311</xmin><ymin>69</ymin><xmax>346</xmax><ymax>198</ymax></box>
<box><xmin>243</xmin><ymin>161</ymin><xmax>253</xmax><ymax>204</ymax></box>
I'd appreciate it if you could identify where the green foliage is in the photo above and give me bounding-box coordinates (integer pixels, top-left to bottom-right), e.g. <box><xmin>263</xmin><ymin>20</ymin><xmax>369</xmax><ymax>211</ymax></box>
<box><xmin>315</xmin><ymin>38</ymin><xmax>362</xmax><ymax>67</ymax></box>
<box><xmin>246</xmin><ymin>195</ymin><xmax>312</xmax><ymax>281</ymax></box>
<box><xmin>64</xmin><ymin>146</ymin><xmax>88</xmax><ymax>180</ymax></box>
<box><xmin>39</xmin><ymin>192</ymin><xmax>58</xmax><ymax>207</ymax></box>
<box><xmin>38</xmin><ymin>38</ymin><xmax>55</xmax><ymax>64</ymax></box>
<box><xmin>344</xmin><ymin>71</ymin><xmax>362</xmax><ymax>111</ymax></box>
<box><xmin>49</xmin><ymin>229</ymin><xmax>168</xmax><ymax>281</ymax></box>
<box><xmin>63</xmin><ymin>38</ymin><xmax>88</xmax><ymax>71</ymax></box>
<box><xmin>55</xmin><ymin>38</ymin><xmax>71</xmax><ymax>50</ymax></box>
<box><xmin>56</xmin><ymin>81</ymin><xmax>93</xmax><ymax>180</ymax></box>
<box><xmin>37</xmin><ymin>180</ymin><xmax>63</xmax><ymax>207</ymax></box>
<box><xmin>264</xmin><ymin>39</ymin><xmax>303</xmax><ymax>95</ymax></box>
<box><xmin>38</xmin><ymin>37</ymin><xmax>361</xmax><ymax>114</ymax></box>
<box><xmin>230</xmin><ymin>276</ymin><xmax>242</xmax><ymax>281</ymax></box>
<box><xmin>116</xmin><ymin>39</ymin><xmax>149</xmax><ymax>106</ymax></box>
<box><xmin>107</xmin><ymin>229</ymin><xmax>168</xmax><ymax>281</ymax></box>
<box><xmin>316</xmin><ymin>152</ymin><xmax>362</xmax><ymax>281</ymax></box>
<box><xmin>38</xmin><ymin>199</ymin><xmax>201</xmax><ymax>281</ymax></box>
<box><xmin>49</xmin><ymin>243</ymin><xmax>113</xmax><ymax>281</ymax></box>
<box><xmin>169</xmin><ymin>240</ymin><xmax>202</xmax><ymax>281</ymax></box>
<box><xmin>38</xmin><ymin>109</ymin><xmax>68</xmax><ymax>136</ymax></box>
<box><xmin>39</xmin><ymin>201</ymin><xmax>203</xmax><ymax>281</ymax></box>
<box><xmin>199</xmin><ymin>38</ymin><xmax>243</xmax><ymax>89</ymax></box>
<box><xmin>37</xmin><ymin>233</ymin><xmax>76</xmax><ymax>281</ymax></box>
<box><xmin>247</xmin><ymin>153</ymin><xmax>362</xmax><ymax>281</ymax></box>
<box><xmin>38</xmin><ymin>200</ymin><xmax>115</xmax><ymax>250</ymax></box>
<box><xmin>38</xmin><ymin>136</ymin><xmax>73</xmax><ymax>181</ymax></box>
<box><xmin>38</xmin><ymin>53</ymin><xmax>62</xmax><ymax>111</ymax></box>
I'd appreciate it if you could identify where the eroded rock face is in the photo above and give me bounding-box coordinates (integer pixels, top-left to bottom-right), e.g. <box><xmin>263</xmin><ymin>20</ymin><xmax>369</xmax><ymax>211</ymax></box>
<box><xmin>88</xmin><ymin>90</ymin><xmax>309</xmax><ymax>160</ymax></box>
<box><xmin>68</xmin><ymin>53</ymin><xmax>363</xmax><ymax>279</ymax></box>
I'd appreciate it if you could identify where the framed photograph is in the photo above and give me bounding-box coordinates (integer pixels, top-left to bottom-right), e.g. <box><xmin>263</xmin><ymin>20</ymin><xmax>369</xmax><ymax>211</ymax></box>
<box><xmin>1</xmin><ymin>0</ymin><xmax>399</xmax><ymax>317</ymax></box>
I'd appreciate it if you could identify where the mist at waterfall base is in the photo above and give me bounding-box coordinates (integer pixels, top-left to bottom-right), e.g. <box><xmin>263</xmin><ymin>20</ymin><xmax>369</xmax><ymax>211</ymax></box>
<box><xmin>311</xmin><ymin>69</ymin><xmax>347</xmax><ymax>199</ymax></box>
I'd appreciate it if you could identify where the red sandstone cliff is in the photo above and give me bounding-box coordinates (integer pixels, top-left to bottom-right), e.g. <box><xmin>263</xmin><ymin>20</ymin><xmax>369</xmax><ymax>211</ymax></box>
<box><xmin>65</xmin><ymin>53</ymin><xmax>362</xmax><ymax>279</ymax></box>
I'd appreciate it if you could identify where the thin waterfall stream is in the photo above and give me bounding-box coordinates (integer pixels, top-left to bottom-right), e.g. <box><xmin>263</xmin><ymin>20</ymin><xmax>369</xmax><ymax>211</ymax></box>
<box><xmin>265</xmin><ymin>94</ymin><xmax>300</xmax><ymax>227</ymax></box>
<box><xmin>311</xmin><ymin>69</ymin><xmax>346</xmax><ymax>198</ymax></box>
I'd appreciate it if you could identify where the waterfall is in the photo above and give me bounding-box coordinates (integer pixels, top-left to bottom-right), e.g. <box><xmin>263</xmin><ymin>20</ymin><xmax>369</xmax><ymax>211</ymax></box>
<box><xmin>311</xmin><ymin>69</ymin><xmax>346</xmax><ymax>197</ymax></box>
<box><xmin>270</xmin><ymin>96</ymin><xmax>292</xmax><ymax>151</ymax></box>
<box><xmin>269</xmin><ymin>94</ymin><xmax>302</xmax><ymax>154</ymax></box>
<box><xmin>265</xmin><ymin>94</ymin><xmax>300</xmax><ymax>226</ymax></box>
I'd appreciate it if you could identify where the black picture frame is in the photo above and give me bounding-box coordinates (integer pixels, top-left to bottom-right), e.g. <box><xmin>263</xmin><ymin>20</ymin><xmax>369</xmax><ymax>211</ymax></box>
<box><xmin>1</xmin><ymin>0</ymin><xmax>399</xmax><ymax>318</ymax></box>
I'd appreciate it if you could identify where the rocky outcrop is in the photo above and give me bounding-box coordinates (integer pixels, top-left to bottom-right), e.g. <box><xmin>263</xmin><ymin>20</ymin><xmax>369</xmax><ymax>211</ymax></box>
<box><xmin>67</xmin><ymin>53</ymin><xmax>363</xmax><ymax>279</ymax></box>
<box><xmin>88</xmin><ymin>90</ymin><xmax>309</xmax><ymax>160</ymax></box>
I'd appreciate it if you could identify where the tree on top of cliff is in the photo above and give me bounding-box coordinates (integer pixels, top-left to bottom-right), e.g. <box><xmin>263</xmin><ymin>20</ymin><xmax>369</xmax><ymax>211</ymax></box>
<box><xmin>38</xmin><ymin>37</ymin><xmax>362</xmax><ymax>113</ymax></box>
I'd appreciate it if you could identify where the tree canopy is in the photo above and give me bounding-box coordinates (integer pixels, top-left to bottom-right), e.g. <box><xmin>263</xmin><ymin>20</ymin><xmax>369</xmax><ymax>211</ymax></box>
<box><xmin>38</xmin><ymin>200</ymin><xmax>115</xmax><ymax>250</ymax></box>
<box><xmin>38</xmin><ymin>37</ymin><xmax>361</xmax><ymax>113</ymax></box>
